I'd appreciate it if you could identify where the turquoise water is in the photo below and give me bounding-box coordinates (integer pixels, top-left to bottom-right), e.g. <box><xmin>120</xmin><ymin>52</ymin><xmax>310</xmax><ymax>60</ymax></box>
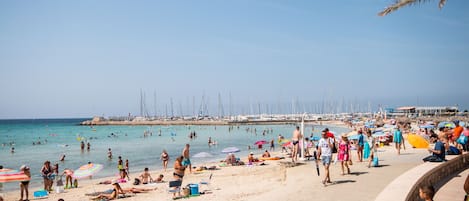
<box><xmin>0</xmin><ymin>118</ymin><xmax>349</xmax><ymax>191</ymax></box>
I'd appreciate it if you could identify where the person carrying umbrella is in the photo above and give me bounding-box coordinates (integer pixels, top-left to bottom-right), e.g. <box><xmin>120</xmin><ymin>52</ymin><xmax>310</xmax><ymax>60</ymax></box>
<box><xmin>19</xmin><ymin>165</ymin><xmax>31</xmax><ymax>201</ymax></box>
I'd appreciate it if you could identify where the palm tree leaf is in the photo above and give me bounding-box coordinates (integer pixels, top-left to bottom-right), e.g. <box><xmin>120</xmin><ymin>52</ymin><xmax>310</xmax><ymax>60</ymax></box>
<box><xmin>378</xmin><ymin>0</ymin><xmax>418</xmax><ymax>16</ymax></box>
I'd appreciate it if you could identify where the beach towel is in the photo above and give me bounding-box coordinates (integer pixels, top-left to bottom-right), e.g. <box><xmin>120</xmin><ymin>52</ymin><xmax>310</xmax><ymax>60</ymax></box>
<box><xmin>363</xmin><ymin>142</ymin><xmax>370</xmax><ymax>159</ymax></box>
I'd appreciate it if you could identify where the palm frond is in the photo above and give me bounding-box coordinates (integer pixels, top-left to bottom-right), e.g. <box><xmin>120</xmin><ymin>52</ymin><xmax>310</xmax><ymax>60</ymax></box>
<box><xmin>439</xmin><ymin>0</ymin><xmax>446</xmax><ymax>9</ymax></box>
<box><xmin>378</xmin><ymin>0</ymin><xmax>418</xmax><ymax>16</ymax></box>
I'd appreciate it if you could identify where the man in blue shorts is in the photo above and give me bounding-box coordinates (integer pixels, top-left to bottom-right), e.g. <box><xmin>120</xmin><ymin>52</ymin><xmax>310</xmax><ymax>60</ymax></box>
<box><xmin>318</xmin><ymin>130</ymin><xmax>334</xmax><ymax>186</ymax></box>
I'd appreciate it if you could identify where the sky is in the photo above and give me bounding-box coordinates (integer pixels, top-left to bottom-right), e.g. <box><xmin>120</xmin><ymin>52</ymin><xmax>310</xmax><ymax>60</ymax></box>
<box><xmin>0</xmin><ymin>0</ymin><xmax>468</xmax><ymax>119</ymax></box>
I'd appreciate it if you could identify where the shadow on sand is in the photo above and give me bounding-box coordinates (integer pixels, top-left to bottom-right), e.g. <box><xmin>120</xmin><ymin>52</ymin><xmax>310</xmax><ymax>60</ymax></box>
<box><xmin>349</xmin><ymin>171</ymin><xmax>368</xmax><ymax>176</ymax></box>
<box><xmin>329</xmin><ymin>179</ymin><xmax>356</xmax><ymax>186</ymax></box>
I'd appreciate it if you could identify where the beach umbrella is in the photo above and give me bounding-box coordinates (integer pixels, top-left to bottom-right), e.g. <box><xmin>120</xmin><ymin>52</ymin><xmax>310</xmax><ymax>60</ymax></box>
<box><xmin>438</xmin><ymin>122</ymin><xmax>455</xmax><ymax>128</ymax></box>
<box><xmin>221</xmin><ymin>147</ymin><xmax>240</xmax><ymax>153</ymax></box>
<box><xmin>419</xmin><ymin>125</ymin><xmax>435</xmax><ymax>129</ymax></box>
<box><xmin>310</xmin><ymin>136</ymin><xmax>321</xmax><ymax>141</ymax></box>
<box><xmin>282</xmin><ymin>141</ymin><xmax>292</xmax><ymax>147</ymax></box>
<box><xmin>0</xmin><ymin>168</ymin><xmax>30</xmax><ymax>183</ymax></box>
<box><xmin>372</xmin><ymin>131</ymin><xmax>386</xmax><ymax>137</ymax></box>
<box><xmin>193</xmin><ymin>152</ymin><xmax>213</xmax><ymax>158</ymax></box>
<box><xmin>254</xmin><ymin>140</ymin><xmax>268</xmax><ymax>145</ymax></box>
<box><xmin>347</xmin><ymin>135</ymin><xmax>360</xmax><ymax>140</ymax></box>
<box><xmin>72</xmin><ymin>163</ymin><xmax>103</xmax><ymax>179</ymax></box>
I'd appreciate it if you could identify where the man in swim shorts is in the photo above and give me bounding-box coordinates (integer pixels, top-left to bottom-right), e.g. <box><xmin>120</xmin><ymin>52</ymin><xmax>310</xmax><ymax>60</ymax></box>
<box><xmin>182</xmin><ymin>144</ymin><xmax>192</xmax><ymax>173</ymax></box>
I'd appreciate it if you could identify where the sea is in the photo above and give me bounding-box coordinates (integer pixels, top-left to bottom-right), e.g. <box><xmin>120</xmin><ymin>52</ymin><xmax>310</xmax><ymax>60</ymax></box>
<box><xmin>0</xmin><ymin>118</ymin><xmax>350</xmax><ymax>192</ymax></box>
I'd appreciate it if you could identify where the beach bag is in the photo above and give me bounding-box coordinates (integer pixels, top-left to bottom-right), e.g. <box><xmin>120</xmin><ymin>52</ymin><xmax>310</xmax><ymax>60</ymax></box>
<box><xmin>372</xmin><ymin>156</ymin><xmax>379</xmax><ymax>167</ymax></box>
<box><xmin>457</xmin><ymin>134</ymin><xmax>468</xmax><ymax>145</ymax></box>
<box><xmin>447</xmin><ymin>146</ymin><xmax>460</xmax><ymax>155</ymax></box>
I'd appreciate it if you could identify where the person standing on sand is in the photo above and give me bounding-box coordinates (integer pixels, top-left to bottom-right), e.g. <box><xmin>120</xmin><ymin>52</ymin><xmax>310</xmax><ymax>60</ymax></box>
<box><xmin>270</xmin><ymin>139</ymin><xmax>275</xmax><ymax>151</ymax></box>
<box><xmin>125</xmin><ymin>159</ymin><xmax>130</xmax><ymax>180</ymax></box>
<box><xmin>173</xmin><ymin>156</ymin><xmax>185</xmax><ymax>180</ymax></box>
<box><xmin>318</xmin><ymin>130</ymin><xmax>334</xmax><ymax>186</ymax></box>
<box><xmin>117</xmin><ymin>156</ymin><xmax>124</xmax><ymax>179</ymax></box>
<box><xmin>19</xmin><ymin>165</ymin><xmax>30</xmax><ymax>201</ymax></box>
<box><xmin>357</xmin><ymin>129</ymin><xmax>364</xmax><ymax>162</ymax></box>
<box><xmin>160</xmin><ymin>150</ymin><xmax>169</xmax><ymax>172</ymax></box>
<box><xmin>182</xmin><ymin>144</ymin><xmax>192</xmax><ymax>173</ymax></box>
<box><xmin>40</xmin><ymin>161</ymin><xmax>53</xmax><ymax>192</ymax></box>
<box><xmin>291</xmin><ymin>126</ymin><xmax>302</xmax><ymax>163</ymax></box>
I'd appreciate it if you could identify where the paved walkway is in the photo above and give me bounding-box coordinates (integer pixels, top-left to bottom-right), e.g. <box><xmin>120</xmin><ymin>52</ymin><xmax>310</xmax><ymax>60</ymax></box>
<box><xmin>434</xmin><ymin>168</ymin><xmax>469</xmax><ymax>201</ymax></box>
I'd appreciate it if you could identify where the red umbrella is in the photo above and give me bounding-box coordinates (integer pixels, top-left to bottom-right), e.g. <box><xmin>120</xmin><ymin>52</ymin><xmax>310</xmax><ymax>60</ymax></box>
<box><xmin>0</xmin><ymin>168</ymin><xmax>30</xmax><ymax>183</ymax></box>
<box><xmin>254</xmin><ymin>140</ymin><xmax>268</xmax><ymax>145</ymax></box>
<box><xmin>282</xmin><ymin>141</ymin><xmax>292</xmax><ymax>147</ymax></box>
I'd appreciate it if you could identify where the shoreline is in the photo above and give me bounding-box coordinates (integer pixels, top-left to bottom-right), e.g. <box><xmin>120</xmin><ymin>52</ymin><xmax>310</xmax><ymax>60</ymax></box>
<box><xmin>80</xmin><ymin>119</ymin><xmax>341</xmax><ymax>126</ymax></box>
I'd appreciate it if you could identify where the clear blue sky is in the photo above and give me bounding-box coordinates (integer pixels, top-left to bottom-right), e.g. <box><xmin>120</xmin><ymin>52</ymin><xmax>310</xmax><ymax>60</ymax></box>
<box><xmin>1</xmin><ymin>0</ymin><xmax>468</xmax><ymax>118</ymax></box>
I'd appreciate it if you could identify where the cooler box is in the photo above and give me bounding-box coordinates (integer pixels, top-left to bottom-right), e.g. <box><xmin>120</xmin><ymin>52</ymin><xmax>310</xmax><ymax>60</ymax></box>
<box><xmin>189</xmin><ymin>183</ymin><xmax>199</xmax><ymax>196</ymax></box>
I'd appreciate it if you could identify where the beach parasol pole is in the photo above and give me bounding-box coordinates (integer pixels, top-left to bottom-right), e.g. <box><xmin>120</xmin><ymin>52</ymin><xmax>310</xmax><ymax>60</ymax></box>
<box><xmin>300</xmin><ymin>113</ymin><xmax>306</xmax><ymax>161</ymax></box>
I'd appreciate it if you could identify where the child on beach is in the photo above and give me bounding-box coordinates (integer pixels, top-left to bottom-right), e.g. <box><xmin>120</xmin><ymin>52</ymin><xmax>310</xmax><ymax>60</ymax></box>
<box><xmin>419</xmin><ymin>185</ymin><xmax>435</xmax><ymax>201</ymax></box>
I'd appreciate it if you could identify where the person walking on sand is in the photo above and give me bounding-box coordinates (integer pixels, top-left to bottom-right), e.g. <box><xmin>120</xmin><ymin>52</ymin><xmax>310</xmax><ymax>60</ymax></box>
<box><xmin>160</xmin><ymin>150</ymin><xmax>169</xmax><ymax>172</ymax></box>
<box><xmin>338</xmin><ymin>134</ymin><xmax>351</xmax><ymax>175</ymax></box>
<box><xmin>182</xmin><ymin>144</ymin><xmax>192</xmax><ymax>173</ymax></box>
<box><xmin>318</xmin><ymin>130</ymin><xmax>334</xmax><ymax>186</ymax></box>
<box><xmin>393</xmin><ymin>127</ymin><xmax>403</xmax><ymax>155</ymax></box>
<box><xmin>291</xmin><ymin>126</ymin><xmax>302</xmax><ymax>164</ymax></box>
<box><xmin>19</xmin><ymin>165</ymin><xmax>31</xmax><ymax>201</ymax></box>
<box><xmin>366</xmin><ymin>130</ymin><xmax>376</xmax><ymax>168</ymax></box>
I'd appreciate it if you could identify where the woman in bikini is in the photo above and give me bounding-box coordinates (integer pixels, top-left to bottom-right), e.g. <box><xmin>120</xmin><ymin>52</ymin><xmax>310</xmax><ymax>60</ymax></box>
<box><xmin>40</xmin><ymin>161</ymin><xmax>53</xmax><ymax>192</ymax></box>
<box><xmin>173</xmin><ymin>156</ymin><xmax>185</xmax><ymax>180</ymax></box>
<box><xmin>160</xmin><ymin>150</ymin><xmax>169</xmax><ymax>172</ymax></box>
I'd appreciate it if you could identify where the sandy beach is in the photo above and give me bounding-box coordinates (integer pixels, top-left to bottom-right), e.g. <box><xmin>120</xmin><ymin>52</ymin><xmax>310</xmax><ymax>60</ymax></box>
<box><xmin>2</xmin><ymin>138</ymin><xmax>431</xmax><ymax>201</ymax></box>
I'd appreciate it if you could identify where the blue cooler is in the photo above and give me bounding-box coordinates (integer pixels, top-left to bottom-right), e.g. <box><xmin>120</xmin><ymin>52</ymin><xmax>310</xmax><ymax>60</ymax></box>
<box><xmin>189</xmin><ymin>183</ymin><xmax>199</xmax><ymax>196</ymax></box>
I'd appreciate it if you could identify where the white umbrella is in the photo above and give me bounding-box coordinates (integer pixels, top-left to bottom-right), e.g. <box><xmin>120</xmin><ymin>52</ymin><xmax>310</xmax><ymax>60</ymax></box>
<box><xmin>193</xmin><ymin>152</ymin><xmax>213</xmax><ymax>158</ymax></box>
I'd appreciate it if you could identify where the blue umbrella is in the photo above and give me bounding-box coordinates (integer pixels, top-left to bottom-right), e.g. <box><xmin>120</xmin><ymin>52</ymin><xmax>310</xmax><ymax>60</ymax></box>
<box><xmin>193</xmin><ymin>152</ymin><xmax>213</xmax><ymax>158</ymax></box>
<box><xmin>419</xmin><ymin>125</ymin><xmax>435</xmax><ymax>129</ymax></box>
<box><xmin>372</xmin><ymin>131</ymin><xmax>386</xmax><ymax>137</ymax></box>
<box><xmin>347</xmin><ymin>135</ymin><xmax>360</xmax><ymax>140</ymax></box>
<box><xmin>221</xmin><ymin>147</ymin><xmax>240</xmax><ymax>153</ymax></box>
<box><xmin>310</xmin><ymin>136</ymin><xmax>321</xmax><ymax>141</ymax></box>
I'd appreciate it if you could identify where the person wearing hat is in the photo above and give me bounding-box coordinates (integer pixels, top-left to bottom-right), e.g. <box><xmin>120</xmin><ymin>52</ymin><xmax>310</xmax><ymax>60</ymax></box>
<box><xmin>19</xmin><ymin>165</ymin><xmax>31</xmax><ymax>201</ymax></box>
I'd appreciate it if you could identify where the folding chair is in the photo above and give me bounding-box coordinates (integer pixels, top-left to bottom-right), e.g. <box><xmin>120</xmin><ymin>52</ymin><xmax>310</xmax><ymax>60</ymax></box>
<box><xmin>199</xmin><ymin>173</ymin><xmax>212</xmax><ymax>192</ymax></box>
<box><xmin>168</xmin><ymin>180</ymin><xmax>182</xmax><ymax>198</ymax></box>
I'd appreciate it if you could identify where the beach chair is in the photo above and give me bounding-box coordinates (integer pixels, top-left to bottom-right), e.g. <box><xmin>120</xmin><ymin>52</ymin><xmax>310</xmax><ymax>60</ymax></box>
<box><xmin>199</xmin><ymin>173</ymin><xmax>213</xmax><ymax>192</ymax></box>
<box><xmin>168</xmin><ymin>180</ymin><xmax>182</xmax><ymax>197</ymax></box>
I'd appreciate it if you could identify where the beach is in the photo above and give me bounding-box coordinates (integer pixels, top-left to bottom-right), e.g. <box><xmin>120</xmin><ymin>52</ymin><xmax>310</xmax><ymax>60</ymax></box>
<box><xmin>2</xmin><ymin>138</ymin><xmax>432</xmax><ymax>201</ymax></box>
